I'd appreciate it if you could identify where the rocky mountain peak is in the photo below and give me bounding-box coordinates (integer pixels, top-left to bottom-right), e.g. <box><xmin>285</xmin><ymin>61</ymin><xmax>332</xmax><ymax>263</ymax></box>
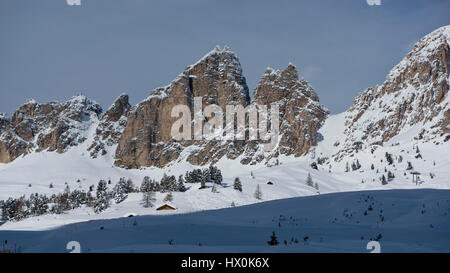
<box><xmin>336</xmin><ymin>25</ymin><xmax>450</xmax><ymax>160</ymax></box>
<box><xmin>103</xmin><ymin>93</ymin><xmax>131</xmax><ymax>122</ymax></box>
<box><xmin>88</xmin><ymin>94</ymin><xmax>131</xmax><ymax>158</ymax></box>
<box><xmin>0</xmin><ymin>95</ymin><xmax>102</xmax><ymax>163</ymax></box>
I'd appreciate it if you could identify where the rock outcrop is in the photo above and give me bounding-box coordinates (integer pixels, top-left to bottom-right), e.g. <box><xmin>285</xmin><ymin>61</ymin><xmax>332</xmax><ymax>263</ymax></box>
<box><xmin>0</xmin><ymin>47</ymin><xmax>329</xmax><ymax>168</ymax></box>
<box><xmin>336</xmin><ymin>25</ymin><xmax>450</xmax><ymax>159</ymax></box>
<box><xmin>0</xmin><ymin>95</ymin><xmax>102</xmax><ymax>163</ymax></box>
<box><xmin>114</xmin><ymin>47</ymin><xmax>328</xmax><ymax>168</ymax></box>
<box><xmin>252</xmin><ymin>64</ymin><xmax>328</xmax><ymax>159</ymax></box>
<box><xmin>87</xmin><ymin>94</ymin><xmax>131</xmax><ymax>158</ymax></box>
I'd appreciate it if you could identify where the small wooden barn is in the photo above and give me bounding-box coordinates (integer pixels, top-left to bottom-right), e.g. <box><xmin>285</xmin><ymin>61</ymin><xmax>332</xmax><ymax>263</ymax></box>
<box><xmin>156</xmin><ymin>204</ymin><xmax>176</xmax><ymax>211</ymax></box>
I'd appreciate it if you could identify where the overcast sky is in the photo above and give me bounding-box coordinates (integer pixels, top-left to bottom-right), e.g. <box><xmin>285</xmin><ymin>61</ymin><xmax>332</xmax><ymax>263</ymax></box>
<box><xmin>0</xmin><ymin>0</ymin><xmax>449</xmax><ymax>115</ymax></box>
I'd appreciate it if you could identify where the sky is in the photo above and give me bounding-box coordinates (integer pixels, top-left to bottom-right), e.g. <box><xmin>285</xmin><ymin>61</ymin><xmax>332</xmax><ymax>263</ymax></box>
<box><xmin>0</xmin><ymin>0</ymin><xmax>449</xmax><ymax>115</ymax></box>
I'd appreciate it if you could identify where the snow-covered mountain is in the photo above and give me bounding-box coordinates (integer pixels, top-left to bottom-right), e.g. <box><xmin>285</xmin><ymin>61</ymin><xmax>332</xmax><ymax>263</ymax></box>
<box><xmin>0</xmin><ymin>26</ymin><xmax>449</xmax><ymax>236</ymax></box>
<box><xmin>335</xmin><ymin>25</ymin><xmax>450</xmax><ymax>161</ymax></box>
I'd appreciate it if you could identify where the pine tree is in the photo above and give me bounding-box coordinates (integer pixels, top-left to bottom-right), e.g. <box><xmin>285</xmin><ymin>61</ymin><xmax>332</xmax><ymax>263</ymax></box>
<box><xmin>94</xmin><ymin>180</ymin><xmax>110</xmax><ymax>213</ymax></box>
<box><xmin>126</xmin><ymin>178</ymin><xmax>136</xmax><ymax>193</ymax></box>
<box><xmin>385</xmin><ymin>152</ymin><xmax>393</xmax><ymax>165</ymax></box>
<box><xmin>345</xmin><ymin>162</ymin><xmax>350</xmax><ymax>172</ymax></box>
<box><xmin>163</xmin><ymin>192</ymin><xmax>173</xmax><ymax>202</ymax></box>
<box><xmin>306</xmin><ymin>173</ymin><xmax>314</xmax><ymax>187</ymax></box>
<box><xmin>142</xmin><ymin>191</ymin><xmax>156</xmax><ymax>208</ymax></box>
<box><xmin>254</xmin><ymin>184</ymin><xmax>262</xmax><ymax>200</ymax></box>
<box><xmin>406</xmin><ymin>161</ymin><xmax>413</xmax><ymax>170</ymax></box>
<box><xmin>69</xmin><ymin>190</ymin><xmax>86</xmax><ymax>209</ymax></box>
<box><xmin>267</xmin><ymin>231</ymin><xmax>279</xmax><ymax>246</ymax></box>
<box><xmin>233</xmin><ymin>177</ymin><xmax>243</xmax><ymax>192</ymax></box>
<box><xmin>208</xmin><ymin>165</ymin><xmax>223</xmax><ymax>184</ymax></box>
<box><xmin>177</xmin><ymin>175</ymin><xmax>186</xmax><ymax>192</ymax></box>
<box><xmin>381</xmin><ymin>175</ymin><xmax>388</xmax><ymax>185</ymax></box>
<box><xmin>314</xmin><ymin>182</ymin><xmax>319</xmax><ymax>191</ymax></box>
<box><xmin>387</xmin><ymin>171</ymin><xmax>395</xmax><ymax>181</ymax></box>
<box><xmin>140</xmin><ymin>176</ymin><xmax>152</xmax><ymax>192</ymax></box>
<box><xmin>114</xmin><ymin>178</ymin><xmax>129</xmax><ymax>204</ymax></box>
<box><xmin>29</xmin><ymin>193</ymin><xmax>49</xmax><ymax>216</ymax></box>
<box><xmin>86</xmin><ymin>192</ymin><xmax>95</xmax><ymax>207</ymax></box>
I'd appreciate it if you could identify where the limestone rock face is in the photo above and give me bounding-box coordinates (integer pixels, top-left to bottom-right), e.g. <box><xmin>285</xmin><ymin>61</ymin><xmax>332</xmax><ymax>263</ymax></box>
<box><xmin>252</xmin><ymin>64</ymin><xmax>328</xmax><ymax>159</ymax></box>
<box><xmin>336</xmin><ymin>25</ymin><xmax>450</xmax><ymax>160</ymax></box>
<box><xmin>114</xmin><ymin>47</ymin><xmax>251</xmax><ymax>168</ymax></box>
<box><xmin>87</xmin><ymin>94</ymin><xmax>131</xmax><ymax>158</ymax></box>
<box><xmin>114</xmin><ymin>47</ymin><xmax>328</xmax><ymax>168</ymax></box>
<box><xmin>0</xmin><ymin>96</ymin><xmax>102</xmax><ymax>163</ymax></box>
<box><xmin>0</xmin><ymin>47</ymin><xmax>329</xmax><ymax>168</ymax></box>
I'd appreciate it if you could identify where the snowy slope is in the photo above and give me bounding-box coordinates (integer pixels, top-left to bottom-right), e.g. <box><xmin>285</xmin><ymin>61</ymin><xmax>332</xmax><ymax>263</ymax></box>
<box><xmin>1</xmin><ymin>112</ymin><xmax>449</xmax><ymax>231</ymax></box>
<box><xmin>0</xmin><ymin>189</ymin><xmax>449</xmax><ymax>253</ymax></box>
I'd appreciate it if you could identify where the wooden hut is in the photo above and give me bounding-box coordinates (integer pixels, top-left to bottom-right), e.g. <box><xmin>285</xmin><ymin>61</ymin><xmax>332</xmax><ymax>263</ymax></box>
<box><xmin>156</xmin><ymin>204</ymin><xmax>176</xmax><ymax>211</ymax></box>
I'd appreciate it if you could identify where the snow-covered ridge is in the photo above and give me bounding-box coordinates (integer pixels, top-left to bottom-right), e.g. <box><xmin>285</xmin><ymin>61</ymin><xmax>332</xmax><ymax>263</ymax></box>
<box><xmin>336</xmin><ymin>25</ymin><xmax>450</xmax><ymax>160</ymax></box>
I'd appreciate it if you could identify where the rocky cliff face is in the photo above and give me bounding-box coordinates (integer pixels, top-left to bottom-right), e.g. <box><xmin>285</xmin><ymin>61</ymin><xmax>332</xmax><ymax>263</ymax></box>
<box><xmin>0</xmin><ymin>95</ymin><xmax>102</xmax><ymax>163</ymax></box>
<box><xmin>252</xmin><ymin>64</ymin><xmax>328</xmax><ymax>160</ymax></box>
<box><xmin>114</xmin><ymin>46</ymin><xmax>252</xmax><ymax>168</ymax></box>
<box><xmin>88</xmin><ymin>94</ymin><xmax>131</xmax><ymax>158</ymax></box>
<box><xmin>114</xmin><ymin>47</ymin><xmax>328</xmax><ymax>168</ymax></box>
<box><xmin>335</xmin><ymin>25</ymin><xmax>450</xmax><ymax>160</ymax></box>
<box><xmin>0</xmin><ymin>47</ymin><xmax>328</xmax><ymax>168</ymax></box>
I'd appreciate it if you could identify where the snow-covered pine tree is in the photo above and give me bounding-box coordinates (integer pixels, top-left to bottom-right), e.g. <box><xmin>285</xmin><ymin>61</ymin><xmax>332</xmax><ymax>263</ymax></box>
<box><xmin>113</xmin><ymin>177</ymin><xmax>129</xmax><ymax>204</ymax></box>
<box><xmin>69</xmin><ymin>190</ymin><xmax>86</xmax><ymax>209</ymax></box>
<box><xmin>254</xmin><ymin>184</ymin><xmax>262</xmax><ymax>200</ymax></box>
<box><xmin>142</xmin><ymin>191</ymin><xmax>156</xmax><ymax>208</ymax></box>
<box><xmin>86</xmin><ymin>192</ymin><xmax>95</xmax><ymax>207</ymax></box>
<box><xmin>29</xmin><ymin>193</ymin><xmax>49</xmax><ymax>216</ymax></box>
<box><xmin>202</xmin><ymin>168</ymin><xmax>211</xmax><ymax>183</ymax></box>
<box><xmin>126</xmin><ymin>178</ymin><xmax>136</xmax><ymax>193</ymax></box>
<box><xmin>385</xmin><ymin>152</ymin><xmax>393</xmax><ymax>165</ymax></box>
<box><xmin>177</xmin><ymin>175</ymin><xmax>186</xmax><ymax>192</ymax></box>
<box><xmin>306</xmin><ymin>173</ymin><xmax>314</xmax><ymax>187</ymax></box>
<box><xmin>406</xmin><ymin>161</ymin><xmax>413</xmax><ymax>170</ymax></box>
<box><xmin>381</xmin><ymin>175</ymin><xmax>388</xmax><ymax>185</ymax></box>
<box><xmin>94</xmin><ymin>180</ymin><xmax>110</xmax><ymax>213</ymax></box>
<box><xmin>345</xmin><ymin>162</ymin><xmax>350</xmax><ymax>172</ymax></box>
<box><xmin>140</xmin><ymin>176</ymin><xmax>152</xmax><ymax>192</ymax></box>
<box><xmin>160</xmin><ymin>173</ymin><xmax>169</xmax><ymax>192</ymax></box>
<box><xmin>387</xmin><ymin>171</ymin><xmax>395</xmax><ymax>181</ymax></box>
<box><xmin>233</xmin><ymin>177</ymin><xmax>242</xmax><ymax>192</ymax></box>
<box><xmin>314</xmin><ymin>182</ymin><xmax>319</xmax><ymax>191</ymax></box>
<box><xmin>163</xmin><ymin>192</ymin><xmax>173</xmax><ymax>202</ymax></box>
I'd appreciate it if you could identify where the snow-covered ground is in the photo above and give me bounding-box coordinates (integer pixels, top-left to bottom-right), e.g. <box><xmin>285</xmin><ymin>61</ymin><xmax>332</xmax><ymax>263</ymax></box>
<box><xmin>0</xmin><ymin>189</ymin><xmax>449</xmax><ymax>253</ymax></box>
<box><xmin>0</xmin><ymin>113</ymin><xmax>449</xmax><ymax>233</ymax></box>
